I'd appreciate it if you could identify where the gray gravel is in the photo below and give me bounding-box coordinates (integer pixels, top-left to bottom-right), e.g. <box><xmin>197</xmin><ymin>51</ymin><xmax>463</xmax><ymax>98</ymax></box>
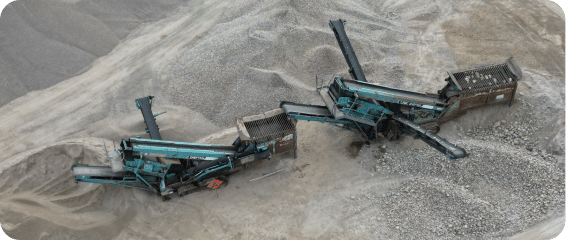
<box><xmin>348</xmin><ymin>100</ymin><xmax>565</xmax><ymax>240</ymax></box>
<box><xmin>464</xmin><ymin>100</ymin><xmax>551</xmax><ymax>156</ymax></box>
<box><xmin>164</xmin><ymin>0</ymin><xmax>411</xmax><ymax>127</ymax></box>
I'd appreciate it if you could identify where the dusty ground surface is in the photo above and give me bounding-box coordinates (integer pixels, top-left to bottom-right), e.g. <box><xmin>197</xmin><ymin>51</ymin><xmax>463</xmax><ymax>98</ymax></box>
<box><xmin>0</xmin><ymin>0</ymin><xmax>185</xmax><ymax>107</ymax></box>
<box><xmin>0</xmin><ymin>0</ymin><xmax>564</xmax><ymax>239</ymax></box>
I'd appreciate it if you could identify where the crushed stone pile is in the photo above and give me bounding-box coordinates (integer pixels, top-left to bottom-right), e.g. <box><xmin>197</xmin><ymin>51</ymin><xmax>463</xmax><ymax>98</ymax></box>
<box><xmin>353</xmin><ymin>139</ymin><xmax>564</xmax><ymax>239</ymax></box>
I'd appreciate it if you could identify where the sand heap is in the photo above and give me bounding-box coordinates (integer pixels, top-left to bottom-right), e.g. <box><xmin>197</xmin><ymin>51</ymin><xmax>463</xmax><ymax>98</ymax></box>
<box><xmin>0</xmin><ymin>0</ymin><xmax>184</xmax><ymax>107</ymax></box>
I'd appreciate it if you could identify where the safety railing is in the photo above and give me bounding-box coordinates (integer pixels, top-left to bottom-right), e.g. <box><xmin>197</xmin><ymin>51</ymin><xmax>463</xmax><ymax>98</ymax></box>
<box><xmin>315</xmin><ymin>74</ymin><xmax>336</xmax><ymax>92</ymax></box>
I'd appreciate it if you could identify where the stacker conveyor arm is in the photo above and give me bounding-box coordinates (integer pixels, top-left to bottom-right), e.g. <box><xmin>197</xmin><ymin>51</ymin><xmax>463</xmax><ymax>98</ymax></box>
<box><xmin>392</xmin><ymin>115</ymin><xmax>467</xmax><ymax>160</ymax></box>
<box><xmin>136</xmin><ymin>96</ymin><xmax>162</xmax><ymax>140</ymax></box>
<box><xmin>329</xmin><ymin>19</ymin><xmax>367</xmax><ymax>82</ymax></box>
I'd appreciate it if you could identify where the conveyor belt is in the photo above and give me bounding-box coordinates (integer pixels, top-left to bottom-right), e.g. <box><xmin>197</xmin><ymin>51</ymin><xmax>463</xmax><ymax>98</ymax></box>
<box><xmin>329</xmin><ymin>19</ymin><xmax>367</xmax><ymax>82</ymax></box>
<box><xmin>72</xmin><ymin>166</ymin><xmax>126</xmax><ymax>177</ymax></box>
<box><xmin>341</xmin><ymin>79</ymin><xmax>445</xmax><ymax>105</ymax></box>
<box><xmin>392</xmin><ymin>115</ymin><xmax>466</xmax><ymax>159</ymax></box>
<box><xmin>128</xmin><ymin>138</ymin><xmax>237</xmax><ymax>155</ymax></box>
<box><xmin>136</xmin><ymin>96</ymin><xmax>162</xmax><ymax>140</ymax></box>
<box><xmin>280</xmin><ymin>101</ymin><xmax>334</xmax><ymax>118</ymax></box>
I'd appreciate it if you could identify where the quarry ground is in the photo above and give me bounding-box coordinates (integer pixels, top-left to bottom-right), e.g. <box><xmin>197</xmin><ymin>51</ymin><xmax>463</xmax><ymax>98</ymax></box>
<box><xmin>0</xmin><ymin>0</ymin><xmax>564</xmax><ymax>239</ymax></box>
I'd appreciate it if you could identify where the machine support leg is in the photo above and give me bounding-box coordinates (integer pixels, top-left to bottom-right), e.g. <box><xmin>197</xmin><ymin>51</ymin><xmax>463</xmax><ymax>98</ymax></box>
<box><xmin>293</xmin><ymin>132</ymin><xmax>297</xmax><ymax>159</ymax></box>
<box><xmin>354</xmin><ymin>121</ymin><xmax>370</xmax><ymax>141</ymax></box>
<box><xmin>134</xmin><ymin>170</ymin><xmax>159</xmax><ymax>195</ymax></box>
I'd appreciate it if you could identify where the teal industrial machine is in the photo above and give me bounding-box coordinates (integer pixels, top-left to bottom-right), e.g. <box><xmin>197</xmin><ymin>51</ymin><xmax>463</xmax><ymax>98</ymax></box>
<box><xmin>280</xmin><ymin>19</ymin><xmax>522</xmax><ymax>160</ymax></box>
<box><xmin>72</xmin><ymin>96</ymin><xmax>297</xmax><ymax>200</ymax></box>
<box><xmin>72</xmin><ymin>19</ymin><xmax>523</xmax><ymax>199</ymax></box>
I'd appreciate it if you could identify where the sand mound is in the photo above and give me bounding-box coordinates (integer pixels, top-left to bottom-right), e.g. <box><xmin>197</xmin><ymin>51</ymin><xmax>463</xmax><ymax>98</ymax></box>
<box><xmin>0</xmin><ymin>140</ymin><xmax>135</xmax><ymax>240</ymax></box>
<box><xmin>0</xmin><ymin>0</ymin><xmax>185</xmax><ymax>107</ymax></box>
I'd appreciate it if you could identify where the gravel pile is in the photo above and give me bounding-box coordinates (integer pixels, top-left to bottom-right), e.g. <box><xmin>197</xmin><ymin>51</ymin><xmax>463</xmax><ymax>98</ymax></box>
<box><xmin>164</xmin><ymin>0</ymin><xmax>410</xmax><ymax>127</ymax></box>
<box><xmin>350</xmin><ymin>136</ymin><xmax>564</xmax><ymax>239</ymax></box>
<box><xmin>463</xmin><ymin>100</ymin><xmax>558</xmax><ymax>160</ymax></box>
<box><xmin>464</xmin><ymin>97</ymin><xmax>564</xmax><ymax>159</ymax></box>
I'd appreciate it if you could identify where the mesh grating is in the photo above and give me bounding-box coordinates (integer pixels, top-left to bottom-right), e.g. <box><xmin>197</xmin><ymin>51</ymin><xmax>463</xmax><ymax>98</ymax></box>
<box><xmin>450</xmin><ymin>61</ymin><xmax>520</xmax><ymax>93</ymax></box>
<box><xmin>242</xmin><ymin>113</ymin><xmax>296</xmax><ymax>143</ymax></box>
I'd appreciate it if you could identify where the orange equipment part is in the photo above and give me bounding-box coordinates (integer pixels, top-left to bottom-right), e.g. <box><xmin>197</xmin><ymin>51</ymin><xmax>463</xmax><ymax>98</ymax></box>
<box><xmin>207</xmin><ymin>179</ymin><xmax>223</xmax><ymax>190</ymax></box>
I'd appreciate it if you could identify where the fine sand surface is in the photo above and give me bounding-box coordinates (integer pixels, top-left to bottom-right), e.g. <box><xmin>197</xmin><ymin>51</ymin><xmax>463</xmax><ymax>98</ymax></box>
<box><xmin>0</xmin><ymin>0</ymin><xmax>564</xmax><ymax>239</ymax></box>
<box><xmin>0</xmin><ymin>0</ymin><xmax>186</xmax><ymax>107</ymax></box>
